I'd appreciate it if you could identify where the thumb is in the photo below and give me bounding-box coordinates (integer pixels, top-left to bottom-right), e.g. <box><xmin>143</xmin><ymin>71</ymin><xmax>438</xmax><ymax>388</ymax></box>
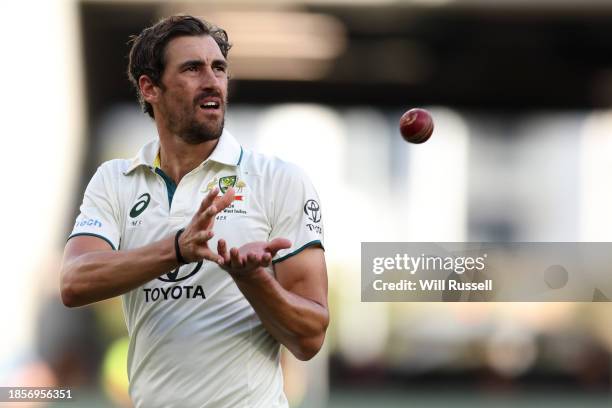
<box><xmin>266</xmin><ymin>238</ymin><xmax>292</xmax><ymax>255</ymax></box>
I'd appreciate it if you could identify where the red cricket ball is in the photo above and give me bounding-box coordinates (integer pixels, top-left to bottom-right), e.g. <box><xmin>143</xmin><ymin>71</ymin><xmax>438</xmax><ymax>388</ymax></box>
<box><xmin>399</xmin><ymin>108</ymin><xmax>434</xmax><ymax>144</ymax></box>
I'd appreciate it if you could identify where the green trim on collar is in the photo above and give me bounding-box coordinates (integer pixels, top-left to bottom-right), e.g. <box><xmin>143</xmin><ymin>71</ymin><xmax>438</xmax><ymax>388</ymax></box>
<box><xmin>237</xmin><ymin>146</ymin><xmax>244</xmax><ymax>166</ymax></box>
<box><xmin>67</xmin><ymin>233</ymin><xmax>116</xmax><ymax>250</ymax></box>
<box><xmin>154</xmin><ymin>167</ymin><xmax>177</xmax><ymax>209</ymax></box>
<box><xmin>272</xmin><ymin>240</ymin><xmax>324</xmax><ymax>264</ymax></box>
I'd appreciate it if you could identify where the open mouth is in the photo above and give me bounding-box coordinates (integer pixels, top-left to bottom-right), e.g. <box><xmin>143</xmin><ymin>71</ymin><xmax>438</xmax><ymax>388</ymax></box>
<box><xmin>199</xmin><ymin>101</ymin><xmax>221</xmax><ymax>110</ymax></box>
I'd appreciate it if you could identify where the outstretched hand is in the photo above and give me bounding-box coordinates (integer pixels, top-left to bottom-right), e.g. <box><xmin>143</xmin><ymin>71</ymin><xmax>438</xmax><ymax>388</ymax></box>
<box><xmin>216</xmin><ymin>238</ymin><xmax>292</xmax><ymax>278</ymax></box>
<box><xmin>178</xmin><ymin>187</ymin><xmax>235</xmax><ymax>263</ymax></box>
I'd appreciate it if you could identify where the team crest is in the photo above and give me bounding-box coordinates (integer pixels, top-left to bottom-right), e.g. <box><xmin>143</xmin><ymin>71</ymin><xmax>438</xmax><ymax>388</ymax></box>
<box><xmin>219</xmin><ymin>176</ymin><xmax>237</xmax><ymax>193</ymax></box>
<box><xmin>234</xmin><ymin>179</ymin><xmax>246</xmax><ymax>192</ymax></box>
<box><xmin>205</xmin><ymin>177</ymin><xmax>218</xmax><ymax>192</ymax></box>
<box><xmin>203</xmin><ymin>176</ymin><xmax>247</xmax><ymax>194</ymax></box>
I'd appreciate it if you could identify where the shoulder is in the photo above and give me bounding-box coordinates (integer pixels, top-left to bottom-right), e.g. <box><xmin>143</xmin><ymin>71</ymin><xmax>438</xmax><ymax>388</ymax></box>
<box><xmin>241</xmin><ymin>149</ymin><xmax>309</xmax><ymax>184</ymax></box>
<box><xmin>97</xmin><ymin>158</ymin><xmax>132</xmax><ymax>176</ymax></box>
<box><xmin>88</xmin><ymin>159</ymin><xmax>133</xmax><ymax>191</ymax></box>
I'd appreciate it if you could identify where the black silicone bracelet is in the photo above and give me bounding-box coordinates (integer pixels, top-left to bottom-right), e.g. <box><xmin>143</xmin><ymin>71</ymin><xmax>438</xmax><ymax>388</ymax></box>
<box><xmin>175</xmin><ymin>228</ymin><xmax>188</xmax><ymax>265</ymax></box>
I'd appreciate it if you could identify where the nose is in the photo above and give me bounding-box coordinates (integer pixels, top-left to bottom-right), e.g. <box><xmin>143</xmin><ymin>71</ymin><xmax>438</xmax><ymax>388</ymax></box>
<box><xmin>199</xmin><ymin>65</ymin><xmax>224</xmax><ymax>88</ymax></box>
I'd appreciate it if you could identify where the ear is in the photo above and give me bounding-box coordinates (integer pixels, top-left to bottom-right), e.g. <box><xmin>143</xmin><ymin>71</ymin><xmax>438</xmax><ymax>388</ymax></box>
<box><xmin>139</xmin><ymin>75</ymin><xmax>160</xmax><ymax>104</ymax></box>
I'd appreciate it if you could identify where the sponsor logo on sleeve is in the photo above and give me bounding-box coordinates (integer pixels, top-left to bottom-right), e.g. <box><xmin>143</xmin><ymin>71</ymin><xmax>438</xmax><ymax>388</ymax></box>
<box><xmin>75</xmin><ymin>218</ymin><xmax>102</xmax><ymax>228</ymax></box>
<box><xmin>304</xmin><ymin>199</ymin><xmax>321</xmax><ymax>223</ymax></box>
<box><xmin>304</xmin><ymin>199</ymin><xmax>322</xmax><ymax>234</ymax></box>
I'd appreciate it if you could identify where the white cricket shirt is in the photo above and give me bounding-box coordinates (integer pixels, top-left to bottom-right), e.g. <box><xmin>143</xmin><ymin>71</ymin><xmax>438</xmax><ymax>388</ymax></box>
<box><xmin>69</xmin><ymin>130</ymin><xmax>324</xmax><ymax>408</ymax></box>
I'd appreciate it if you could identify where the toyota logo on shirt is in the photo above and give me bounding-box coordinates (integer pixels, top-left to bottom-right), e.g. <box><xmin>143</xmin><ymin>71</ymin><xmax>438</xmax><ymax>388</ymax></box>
<box><xmin>158</xmin><ymin>261</ymin><xmax>203</xmax><ymax>282</ymax></box>
<box><xmin>304</xmin><ymin>199</ymin><xmax>321</xmax><ymax>223</ymax></box>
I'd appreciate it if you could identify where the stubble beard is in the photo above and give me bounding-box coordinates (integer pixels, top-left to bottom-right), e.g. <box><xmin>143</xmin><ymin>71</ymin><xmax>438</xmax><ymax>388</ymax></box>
<box><xmin>164</xmin><ymin>96</ymin><xmax>226</xmax><ymax>145</ymax></box>
<box><xmin>179</xmin><ymin>110</ymin><xmax>225</xmax><ymax>145</ymax></box>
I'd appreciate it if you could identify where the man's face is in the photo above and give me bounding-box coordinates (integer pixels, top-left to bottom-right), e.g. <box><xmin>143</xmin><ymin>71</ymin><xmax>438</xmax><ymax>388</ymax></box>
<box><xmin>156</xmin><ymin>35</ymin><xmax>229</xmax><ymax>144</ymax></box>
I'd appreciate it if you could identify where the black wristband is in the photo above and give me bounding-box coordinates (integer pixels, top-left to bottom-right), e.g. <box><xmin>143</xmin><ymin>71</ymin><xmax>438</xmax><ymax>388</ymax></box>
<box><xmin>174</xmin><ymin>228</ymin><xmax>188</xmax><ymax>265</ymax></box>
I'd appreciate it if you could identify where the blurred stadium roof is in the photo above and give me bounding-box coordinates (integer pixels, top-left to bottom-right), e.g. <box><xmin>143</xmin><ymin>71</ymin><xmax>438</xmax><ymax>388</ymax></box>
<box><xmin>81</xmin><ymin>0</ymin><xmax>612</xmax><ymax>114</ymax></box>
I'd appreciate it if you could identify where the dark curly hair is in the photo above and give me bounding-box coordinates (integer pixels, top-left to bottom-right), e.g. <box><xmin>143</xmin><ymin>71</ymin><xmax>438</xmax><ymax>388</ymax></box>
<box><xmin>127</xmin><ymin>15</ymin><xmax>232</xmax><ymax>118</ymax></box>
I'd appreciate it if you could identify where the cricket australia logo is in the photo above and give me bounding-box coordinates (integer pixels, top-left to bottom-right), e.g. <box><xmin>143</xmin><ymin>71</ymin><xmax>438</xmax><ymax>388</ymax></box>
<box><xmin>204</xmin><ymin>175</ymin><xmax>247</xmax><ymax>193</ymax></box>
<box><xmin>204</xmin><ymin>176</ymin><xmax>248</xmax><ymax>220</ymax></box>
<box><xmin>219</xmin><ymin>176</ymin><xmax>237</xmax><ymax>193</ymax></box>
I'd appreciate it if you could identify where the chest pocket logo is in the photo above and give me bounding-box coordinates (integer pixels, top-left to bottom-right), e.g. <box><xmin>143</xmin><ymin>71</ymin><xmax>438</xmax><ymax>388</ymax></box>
<box><xmin>130</xmin><ymin>193</ymin><xmax>151</xmax><ymax>218</ymax></box>
<box><xmin>219</xmin><ymin>176</ymin><xmax>237</xmax><ymax>193</ymax></box>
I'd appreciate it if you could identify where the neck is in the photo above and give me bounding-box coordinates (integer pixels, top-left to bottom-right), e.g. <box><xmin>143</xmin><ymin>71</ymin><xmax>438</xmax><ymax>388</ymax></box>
<box><xmin>156</xmin><ymin>126</ymin><xmax>220</xmax><ymax>184</ymax></box>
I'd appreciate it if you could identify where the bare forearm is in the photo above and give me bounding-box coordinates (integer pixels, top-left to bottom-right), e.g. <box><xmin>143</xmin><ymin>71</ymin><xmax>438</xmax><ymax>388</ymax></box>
<box><xmin>233</xmin><ymin>269</ymin><xmax>329</xmax><ymax>360</ymax></box>
<box><xmin>61</xmin><ymin>187</ymin><xmax>236</xmax><ymax>308</ymax></box>
<box><xmin>61</xmin><ymin>236</ymin><xmax>179</xmax><ymax>307</ymax></box>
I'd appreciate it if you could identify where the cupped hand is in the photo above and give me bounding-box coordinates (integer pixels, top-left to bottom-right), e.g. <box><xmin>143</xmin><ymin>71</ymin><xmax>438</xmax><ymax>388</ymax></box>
<box><xmin>216</xmin><ymin>238</ymin><xmax>292</xmax><ymax>277</ymax></box>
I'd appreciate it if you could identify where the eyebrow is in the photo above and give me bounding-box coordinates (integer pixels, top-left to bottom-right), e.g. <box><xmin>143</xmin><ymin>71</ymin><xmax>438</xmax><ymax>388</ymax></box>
<box><xmin>212</xmin><ymin>59</ymin><xmax>228</xmax><ymax>69</ymax></box>
<box><xmin>178</xmin><ymin>59</ymin><xmax>228</xmax><ymax>70</ymax></box>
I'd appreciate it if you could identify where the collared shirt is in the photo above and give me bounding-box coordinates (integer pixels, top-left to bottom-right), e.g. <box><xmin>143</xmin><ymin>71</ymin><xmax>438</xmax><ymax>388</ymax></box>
<box><xmin>69</xmin><ymin>130</ymin><xmax>324</xmax><ymax>408</ymax></box>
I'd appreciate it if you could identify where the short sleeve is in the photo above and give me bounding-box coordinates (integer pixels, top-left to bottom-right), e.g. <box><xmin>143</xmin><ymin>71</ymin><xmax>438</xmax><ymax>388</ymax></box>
<box><xmin>68</xmin><ymin>164</ymin><xmax>121</xmax><ymax>250</ymax></box>
<box><xmin>269</xmin><ymin>163</ymin><xmax>324</xmax><ymax>263</ymax></box>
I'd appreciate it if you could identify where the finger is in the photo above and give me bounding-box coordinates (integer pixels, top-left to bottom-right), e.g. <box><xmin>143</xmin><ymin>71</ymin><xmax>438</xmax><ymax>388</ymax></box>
<box><xmin>201</xmin><ymin>188</ymin><xmax>235</xmax><ymax>229</ymax></box>
<box><xmin>198</xmin><ymin>187</ymin><xmax>219</xmax><ymax>215</ymax></box>
<box><xmin>265</xmin><ymin>238</ymin><xmax>292</xmax><ymax>256</ymax></box>
<box><xmin>245</xmin><ymin>252</ymin><xmax>261</xmax><ymax>270</ymax></box>
<box><xmin>199</xmin><ymin>249</ymin><xmax>224</xmax><ymax>264</ymax></box>
<box><xmin>217</xmin><ymin>238</ymin><xmax>226</xmax><ymax>256</ymax></box>
<box><xmin>230</xmin><ymin>247</ymin><xmax>243</xmax><ymax>269</ymax></box>
<box><xmin>195</xmin><ymin>230</ymin><xmax>214</xmax><ymax>244</ymax></box>
<box><xmin>215</xmin><ymin>187</ymin><xmax>235</xmax><ymax>212</ymax></box>
<box><xmin>217</xmin><ymin>239</ymin><xmax>230</xmax><ymax>264</ymax></box>
<box><xmin>198</xmin><ymin>204</ymin><xmax>219</xmax><ymax>229</ymax></box>
<box><xmin>261</xmin><ymin>253</ymin><xmax>272</xmax><ymax>267</ymax></box>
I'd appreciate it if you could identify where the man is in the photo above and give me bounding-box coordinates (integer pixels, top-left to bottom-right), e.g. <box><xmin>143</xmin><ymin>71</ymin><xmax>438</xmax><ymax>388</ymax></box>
<box><xmin>60</xmin><ymin>15</ymin><xmax>328</xmax><ymax>408</ymax></box>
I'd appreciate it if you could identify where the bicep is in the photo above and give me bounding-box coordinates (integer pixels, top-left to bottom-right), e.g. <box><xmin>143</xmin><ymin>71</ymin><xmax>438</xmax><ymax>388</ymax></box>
<box><xmin>62</xmin><ymin>235</ymin><xmax>114</xmax><ymax>265</ymax></box>
<box><xmin>273</xmin><ymin>246</ymin><xmax>328</xmax><ymax>308</ymax></box>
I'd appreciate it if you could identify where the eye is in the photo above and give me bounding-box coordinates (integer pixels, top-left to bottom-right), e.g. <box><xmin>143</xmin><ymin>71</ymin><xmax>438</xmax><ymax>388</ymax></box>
<box><xmin>186</xmin><ymin>65</ymin><xmax>198</xmax><ymax>72</ymax></box>
<box><xmin>213</xmin><ymin>65</ymin><xmax>227</xmax><ymax>73</ymax></box>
